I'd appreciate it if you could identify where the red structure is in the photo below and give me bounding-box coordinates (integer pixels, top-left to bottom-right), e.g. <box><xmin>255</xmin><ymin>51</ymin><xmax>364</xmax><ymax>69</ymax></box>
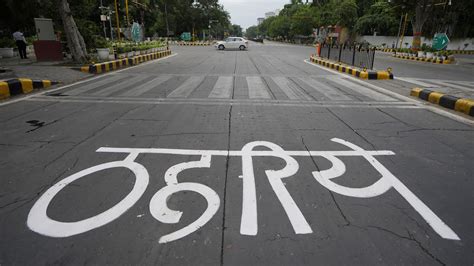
<box><xmin>33</xmin><ymin>40</ymin><xmax>63</xmax><ymax>61</ymax></box>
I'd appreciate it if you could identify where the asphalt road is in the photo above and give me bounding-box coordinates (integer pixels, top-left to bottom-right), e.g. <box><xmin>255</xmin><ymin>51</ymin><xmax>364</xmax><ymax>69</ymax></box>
<box><xmin>1</xmin><ymin>42</ymin><xmax>473</xmax><ymax>265</ymax></box>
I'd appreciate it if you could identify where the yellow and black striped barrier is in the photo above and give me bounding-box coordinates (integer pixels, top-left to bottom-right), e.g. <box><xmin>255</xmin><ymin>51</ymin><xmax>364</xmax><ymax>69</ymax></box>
<box><xmin>81</xmin><ymin>49</ymin><xmax>172</xmax><ymax>74</ymax></box>
<box><xmin>0</xmin><ymin>78</ymin><xmax>59</xmax><ymax>100</ymax></box>
<box><xmin>175</xmin><ymin>42</ymin><xmax>212</xmax><ymax>46</ymax></box>
<box><xmin>449</xmin><ymin>50</ymin><xmax>474</xmax><ymax>55</ymax></box>
<box><xmin>309</xmin><ymin>56</ymin><xmax>393</xmax><ymax>80</ymax></box>
<box><xmin>376</xmin><ymin>48</ymin><xmax>395</xmax><ymax>53</ymax></box>
<box><xmin>411</xmin><ymin>88</ymin><xmax>474</xmax><ymax>117</ymax></box>
<box><xmin>392</xmin><ymin>54</ymin><xmax>452</xmax><ymax>64</ymax></box>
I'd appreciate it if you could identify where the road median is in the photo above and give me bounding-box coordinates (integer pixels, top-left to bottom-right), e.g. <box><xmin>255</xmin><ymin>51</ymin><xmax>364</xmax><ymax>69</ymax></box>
<box><xmin>79</xmin><ymin>49</ymin><xmax>172</xmax><ymax>74</ymax></box>
<box><xmin>393</xmin><ymin>54</ymin><xmax>452</xmax><ymax>64</ymax></box>
<box><xmin>0</xmin><ymin>78</ymin><xmax>59</xmax><ymax>100</ymax></box>
<box><xmin>411</xmin><ymin>88</ymin><xmax>474</xmax><ymax>116</ymax></box>
<box><xmin>309</xmin><ymin>55</ymin><xmax>393</xmax><ymax>80</ymax></box>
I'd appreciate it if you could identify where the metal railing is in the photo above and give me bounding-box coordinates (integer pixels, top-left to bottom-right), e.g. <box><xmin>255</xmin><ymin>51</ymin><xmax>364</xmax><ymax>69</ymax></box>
<box><xmin>319</xmin><ymin>43</ymin><xmax>376</xmax><ymax>70</ymax></box>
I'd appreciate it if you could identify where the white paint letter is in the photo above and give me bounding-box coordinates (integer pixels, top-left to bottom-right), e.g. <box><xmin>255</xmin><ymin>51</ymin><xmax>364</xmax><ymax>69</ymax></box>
<box><xmin>240</xmin><ymin>141</ymin><xmax>312</xmax><ymax>236</ymax></box>
<box><xmin>149</xmin><ymin>155</ymin><xmax>221</xmax><ymax>243</ymax></box>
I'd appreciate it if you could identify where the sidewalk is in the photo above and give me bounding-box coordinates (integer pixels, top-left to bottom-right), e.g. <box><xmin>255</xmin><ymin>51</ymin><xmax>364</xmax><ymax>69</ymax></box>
<box><xmin>0</xmin><ymin>54</ymin><xmax>92</xmax><ymax>85</ymax></box>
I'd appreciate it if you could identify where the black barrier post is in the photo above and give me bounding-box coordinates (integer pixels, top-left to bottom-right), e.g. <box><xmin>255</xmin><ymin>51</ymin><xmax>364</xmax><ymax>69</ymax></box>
<box><xmin>351</xmin><ymin>46</ymin><xmax>356</xmax><ymax>66</ymax></box>
<box><xmin>338</xmin><ymin>45</ymin><xmax>343</xmax><ymax>62</ymax></box>
<box><xmin>327</xmin><ymin>44</ymin><xmax>331</xmax><ymax>60</ymax></box>
<box><xmin>370</xmin><ymin>47</ymin><xmax>376</xmax><ymax>70</ymax></box>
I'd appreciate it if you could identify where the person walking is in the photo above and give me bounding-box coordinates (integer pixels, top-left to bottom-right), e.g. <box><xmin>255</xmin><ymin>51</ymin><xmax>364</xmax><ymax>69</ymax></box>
<box><xmin>13</xmin><ymin>30</ymin><xmax>28</xmax><ymax>59</ymax></box>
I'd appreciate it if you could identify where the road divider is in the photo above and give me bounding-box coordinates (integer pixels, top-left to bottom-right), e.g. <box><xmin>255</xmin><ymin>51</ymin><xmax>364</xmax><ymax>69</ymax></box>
<box><xmin>80</xmin><ymin>50</ymin><xmax>172</xmax><ymax>74</ymax></box>
<box><xmin>393</xmin><ymin>54</ymin><xmax>452</xmax><ymax>64</ymax></box>
<box><xmin>309</xmin><ymin>55</ymin><xmax>393</xmax><ymax>80</ymax></box>
<box><xmin>411</xmin><ymin>88</ymin><xmax>474</xmax><ymax>117</ymax></box>
<box><xmin>0</xmin><ymin>78</ymin><xmax>59</xmax><ymax>100</ymax></box>
<box><xmin>172</xmin><ymin>42</ymin><xmax>212</xmax><ymax>46</ymax></box>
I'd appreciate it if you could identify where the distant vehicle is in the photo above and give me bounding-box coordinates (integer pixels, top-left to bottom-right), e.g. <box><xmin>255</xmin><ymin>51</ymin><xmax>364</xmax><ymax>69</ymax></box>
<box><xmin>252</xmin><ymin>38</ymin><xmax>264</xmax><ymax>43</ymax></box>
<box><xmin>215</xmin><ymin>37</ymin><xmax>248</xmax><ymax>50</ymax></box>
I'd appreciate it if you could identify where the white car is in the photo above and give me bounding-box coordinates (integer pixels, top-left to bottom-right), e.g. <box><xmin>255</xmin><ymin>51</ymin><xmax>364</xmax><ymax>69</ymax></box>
<box><xmin>215</xmin><ymin>37</ymin><xmax>248</xmax><ymax>50</ymax></box>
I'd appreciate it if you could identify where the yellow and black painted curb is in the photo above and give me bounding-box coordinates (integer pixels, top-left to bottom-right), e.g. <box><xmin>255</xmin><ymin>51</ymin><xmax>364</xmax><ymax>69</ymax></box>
<box><xmin>411</xmin><ymin>88</ymin><xmax>474</xmax><ymax>117</ymax></box>
<box><xmin>449</xmin><ymin>50</ymin><xmax>474</xmax><ymax>55</ymax></box>
<box><xmin>377</xmin><ymin>48</ymin><xmax>395</xmax><ymax>53</ymax></box>
<box><xmin>175</xmin><ymin>42</ymin><xmax>212</xmax><ymax>46</ymax></box>
<box><xmin>80</xmin><ymin>50</ymin><xmax>172</xmax><ymax>74</ymax></box>
<box><xmin>0</xmin><ymin>78</ymin><xmax>59</xmax><ymax>100</ymax></box>
<box><xmin>392</xmin><ymin>54</ymin><xmax>452</xmax><ymax>64</ymax></box>
<box><xmin>309</xmin><ymin>56</ymin><xmax>393</xmax><ymax>80</ymax></box>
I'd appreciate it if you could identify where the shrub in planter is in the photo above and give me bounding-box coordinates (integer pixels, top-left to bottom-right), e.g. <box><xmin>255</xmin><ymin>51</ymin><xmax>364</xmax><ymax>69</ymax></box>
<box><xmin>0</xmin><ymin>37</ymin><xmax>15</xmax><ymax>58</ymax></box>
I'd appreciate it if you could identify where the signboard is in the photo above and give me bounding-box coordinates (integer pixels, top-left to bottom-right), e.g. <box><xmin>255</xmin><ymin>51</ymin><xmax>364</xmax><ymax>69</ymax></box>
<box><xmin>432</xmin><ymin>33</ymin><xmax>449</xmax><ymax>50</ymax></box>
<box><xmin>180</xmin><ymin>32</ymin><xmax>191</xmax><ymax>41</ymax></box>
<box><xmin>131</xmin><ymin>22</ymin><xmax>141</xmax><ymax>42</ymax></box>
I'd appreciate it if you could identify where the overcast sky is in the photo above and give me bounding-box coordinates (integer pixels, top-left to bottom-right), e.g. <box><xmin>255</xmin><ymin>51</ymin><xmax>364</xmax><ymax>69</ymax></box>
<box><xmin>219</xmin><ymin>0</ymin><xmax>289</xmax><ymax>30</ymax></box>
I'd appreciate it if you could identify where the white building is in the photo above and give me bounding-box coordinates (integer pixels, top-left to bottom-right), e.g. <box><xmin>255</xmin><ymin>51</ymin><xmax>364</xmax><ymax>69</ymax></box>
<box><xmin>265</xmin><ymin>12</ymin><xmax>275</xmax><ymax>18</ymax></box>
<box><xmin>257</xmin><ymin>18</ymin><xmax>265</xmax><ymax>25</ymax></box>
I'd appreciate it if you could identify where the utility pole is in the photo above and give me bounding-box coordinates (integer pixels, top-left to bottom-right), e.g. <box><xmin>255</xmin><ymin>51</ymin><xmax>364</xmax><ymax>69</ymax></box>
<box><xmin>114</xmin><ymin>0</ymin><xmax>121</xmax><ymax>42</ymax></box>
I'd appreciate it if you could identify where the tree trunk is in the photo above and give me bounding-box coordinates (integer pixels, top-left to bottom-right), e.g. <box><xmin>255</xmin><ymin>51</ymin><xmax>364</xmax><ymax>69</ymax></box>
<box><xmin>411</xmin><ymin>0</ymin><xmax>432</xmax><ymax>50</ymax></box>
<box><xmin>58</xmin><ymin>0</ymin><xmax>88</xmax><ymax>63</ymax></box>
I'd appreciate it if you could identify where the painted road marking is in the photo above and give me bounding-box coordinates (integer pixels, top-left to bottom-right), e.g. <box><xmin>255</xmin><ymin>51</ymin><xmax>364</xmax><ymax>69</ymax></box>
<box><xmin>167</xmin><ymin>76</ymin><xmax>205</xmax><ymax>98</ymax></box>
<box><xmin>91</xmin><ymin>75</ymin><xmax>147</xmax><ymax>96</ymax></box>
<box><xmin>67</xmin><ymin>75</ymin><xmax>129</xmax><ymax>96</ymax></box>
<box><xmin>330</xmin><ymin>77</ymin><xmax>395</xmax><ymax>101</ymax></box>
<box><xmin>208</xmin><ymin>76</ymin><xmax>234</xmax><ymax>98</ymax></box>
<box><xmin>298</xmin><ymin>77</ymin><xmax>352</xmax><ymax>101</ymax></box>
<box><xmin>271</xmin><ymin>77</ymin><xmax>312</xmax><ymax>100</ymax></box>
<box><xmin>27</xmin><ymin>138</ymin><xmax>460</xmax><ymax>243</ymax></box>
<box><xmin>246</xmin><ymin>76</ymin><xmax>271</xmax><ymax>99</ymax></box>
<box><xmin>121</xmin><ymin>75</ymin><xmax>172</xmax><ymax>97</ymax></box>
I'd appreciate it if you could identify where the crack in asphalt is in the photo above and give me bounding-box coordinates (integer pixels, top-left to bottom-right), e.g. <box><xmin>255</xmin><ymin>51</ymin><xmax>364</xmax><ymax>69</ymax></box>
<box><xmin>293</xmin><ymin>136</ymin><xmax>445</xmax><ymax>266</ymax></box>
<box><xmin>220</xmin><ymin>59</ymin><xmax>236</xmax><ymax>266</ymax></box>
<box><xmin>366</xmin><ymin>226</ymin><xmax>446</xmax><ymax>266</ymax></box>
<box><xmin>326</xmin><ymin>108</ymin><xmax>377</xmax><ymax>150</ymax></box>
<box><xmin>300</xmin><ymin>136</ymin><xmax>351</xmax><ymax>226</ymax></box>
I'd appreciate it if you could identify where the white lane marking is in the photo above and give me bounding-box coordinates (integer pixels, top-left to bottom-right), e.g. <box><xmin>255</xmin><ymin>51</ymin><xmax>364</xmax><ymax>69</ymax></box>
<box><xmin>208</xmin><ymin>76</ymin><xmax>233</xmax><ymax>98</ymax></box>
<box><xmin>167</xmin><ymin>76</ymin><xmax>205</xmax><ymax>98</ymax></box>
<box><xmin>396</xmin><ymin>77</ymin><xmax>439</xmax><ymax>88</ymax></box>
<box><xmin>271</xmin><ymin>76</ymin><xmax>312</xmax><ymax>100</ymax></box>
<box><xmin>91</xmin><ymin>75</ymin><xmax>145</xmax><ymax>96</ymax></box>
<box><xmin>298</xmin><ymin>77</ymin><xmax>352</xmax><ymax>101</ymax></box>
<box><xmin>330</xmin><ymin>77</ymin><xmax>395</xmax><ymax>101</ymax></box>
<box><xmin>240</xmin><ymin>141</ymin><xmax>312</xmax><ymax>235</ymax></box>
<box><xmin>246</xmin><ymin>76</ymin><xmax>271</xmax><ymax>99</ymax></box>
<box><xmin>27</xmin><ymin>160</ymin><xmax>149</xmax><ymax>237</ymax></box>
<box><xmin>0</xmin><ymin>53</ymin><xmax>178</xmax><ymax>107</ymax></box>
<box><xmin>304</xmin><ymin>59</ymin><xmax>474</xmax><ymax>125</ymax></box>
<box><xmin>26</xmin><ymin>97</ymin><xmax>422</xmax><ymax>108</ymax></box>
<box><xmin>313</xmin><ymin>138</ymin><xmax>460</xmax><ymax>240</ymax></box>
<box><xmin>67</xmin><ymin>75</ymin><xmax>126</xmax><ymax>96</ymax></box>
<box><xmin>121</xmin><ymin>75</ymin><xmax>172</xmax><ymax>97</ymax></box>
<box><xmin>430</xmin><ymin>80</ymin><xmax>474</xmax><ymax>92</ymax></box>
<box><xmin>27</xmin><ymin>139</ymin><xmax>460</xmax><ymax>242</ymax></box>
<box><xmin>149</xmin><ymin>155</ymin><xmax>220</xmax><ymax>243</ymax></box>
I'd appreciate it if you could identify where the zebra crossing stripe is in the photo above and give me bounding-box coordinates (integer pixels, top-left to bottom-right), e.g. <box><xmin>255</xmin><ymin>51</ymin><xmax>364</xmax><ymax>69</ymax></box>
<box><xmin>209</xmin><ymin>76</ymin><xmax>234</xmax><ymax>98</ymax></box>
<box><xmin>91</xmin><ymin>76</ymin><xmax>145</xmax><ymax>96</ymax></box>
<box><xmin>246</xmin><ymin>76</ymin><xmax>272</xmax><ymax>99</ymax></box>
<box><xmin>67</xmin><ymin>75</ymin><xmax>129</xmax><ymax>96</ymax></box>
<box><xmin>121</xmin><ymin>75</ymin><xmax>173</xmax><ymax>97</ymax></box>
<box><xmin>168</xmin><ymin>76</ymin><xmax>205</xmax><ymax>98</ymax></box>
<box><xmin>271</xmin><ymin>77</ymin><xmax>312</xmax><ymax>100</ymax></box>
<box><xmin>330</xmin><ymin>77</ymin><xmax>395</xmax><ymax>101</ymax></box>
<box><xmin>298</xmin><ymin>77</ymin><xmax>352</xmax><ymax>101</ymax></box>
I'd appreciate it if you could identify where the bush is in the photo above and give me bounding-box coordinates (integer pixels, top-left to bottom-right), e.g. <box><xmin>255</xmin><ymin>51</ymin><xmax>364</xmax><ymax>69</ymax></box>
<box><xmin>0</xmin><ymin>37</ymin><xmax>16</xmax><ymax>48</ymax></box>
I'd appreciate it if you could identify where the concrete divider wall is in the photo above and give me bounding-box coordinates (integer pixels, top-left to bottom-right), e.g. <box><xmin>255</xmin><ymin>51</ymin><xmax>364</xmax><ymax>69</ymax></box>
<box><xmin>357</xmin><ymin>36</ymin><xmax>474</xmax><ymax>51</ymax></box>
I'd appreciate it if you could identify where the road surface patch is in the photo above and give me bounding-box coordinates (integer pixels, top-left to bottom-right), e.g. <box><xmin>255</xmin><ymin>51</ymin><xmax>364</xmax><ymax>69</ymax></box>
<box><xmin>309</xmin><ymin>55</ymin><xmax>393</xmax><ymax>80</ymax></box>
<box><xmin>411</xmin><ymin>87</ymin><xmax>474</xmax><ymax>116</ymax></box>
<box><xmin>80</xmin><ymin>50</ymin><xmax>172</xmax><ymax>74</ymax></box>
<box><xmin>0</xmin><ymin>78</ymin><xmax>58</xmax><ymax>99</ymax></box>
<box><xmin>172</xmin><ymin>41</ymin><xmax>212</xmax><ymax>46</ymax></box>
<box><xmin>392</xmin><ymin>54</ymin><xmax>452</xmax><ymax>64</ymax></box>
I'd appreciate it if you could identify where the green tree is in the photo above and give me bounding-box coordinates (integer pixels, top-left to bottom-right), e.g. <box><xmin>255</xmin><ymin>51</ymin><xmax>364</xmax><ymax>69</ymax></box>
<box><xmin>269</xmin><ymin>16</ymin><xmax>291</xmax><ymax>39</ymax></box>
<box><xmin>245</xmin><ymin>26</ymin><xmax>258</xmax><ymax>39</ymax></box>
<box><xmin>355</xmin><ymin>1</ymin><xmax>398</xmax><ymax>35</ymax></box>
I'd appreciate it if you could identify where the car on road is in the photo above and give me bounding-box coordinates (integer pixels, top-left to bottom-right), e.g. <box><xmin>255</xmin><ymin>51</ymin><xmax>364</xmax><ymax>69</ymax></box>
<box><xmin>215</xmin><ymin>37</ymin><xmax>248</xmax><ymax>50</ymax></box>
